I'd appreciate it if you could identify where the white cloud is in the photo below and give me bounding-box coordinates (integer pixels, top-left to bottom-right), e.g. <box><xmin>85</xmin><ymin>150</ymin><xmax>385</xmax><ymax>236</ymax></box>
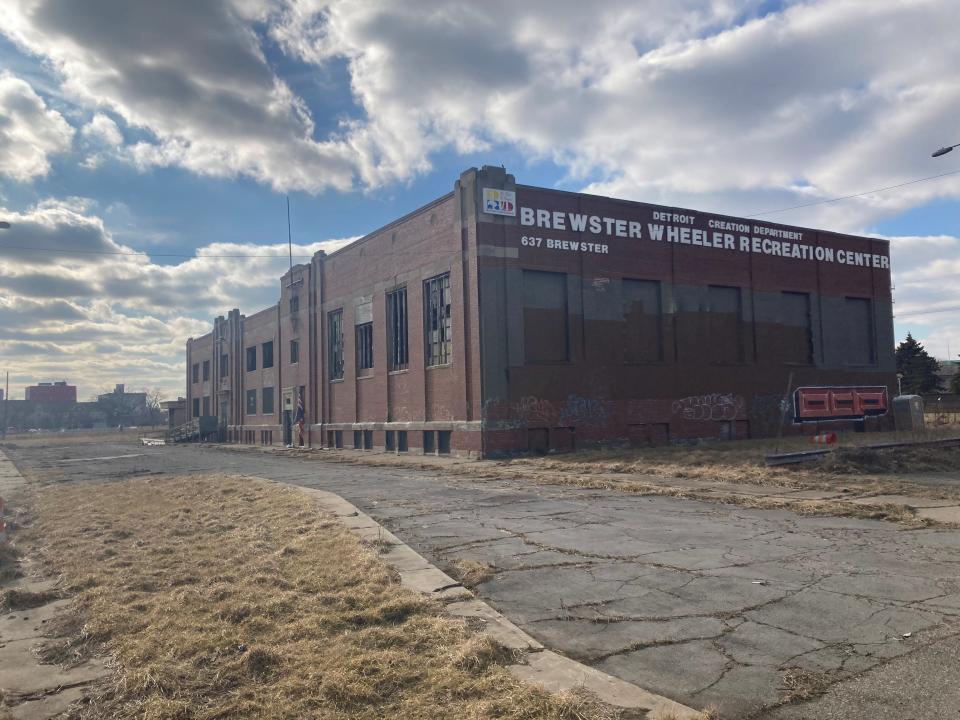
<box><xmin>81</xmin><ymin>112</ymin><xmax>122</xmax><ymax>146</ymax></box>
<box><xmin>0</xmin><ymin>71</ymin><xmax>74</xmax><ymax>181</ymax></box>
<box><xmin>0</xmin><ymin>198</ymin><xmax>353</xmax><ymax>398</ymax></box>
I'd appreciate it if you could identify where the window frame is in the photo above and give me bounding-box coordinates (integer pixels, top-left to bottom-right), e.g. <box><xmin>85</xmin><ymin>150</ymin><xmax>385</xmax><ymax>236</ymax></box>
<box><xmin>262</xmin><ymin>340</ymin><xmax>274</xmax><ymax>369</ymax></box>
<box><xmin>328</xmin><ymin>309</ymin><xmax>344</xmax><ymax>380</ymax></box>
<box><xmin>262</xmin><ymin>387</ymin><xmax>274</xmax><ymax>415</ymax></box>
<box><xmin>246</xmin><ymin>389</ymin><xmax>257</xmax><ymax>415</ymax></box>
<box><xmin>246</xmin><ymin>346</ymin><xmax>257</xmax><ymax>372</ymax></box>
<box><xmin>386</xmin><ymin>286</ymin><xmax>409</xmax><ymax>371</ymax></box>
<box><xmin>424</xmin><ymin>273</ymin><xmax>452</xmax><ymax>367</ymax></box>
<box><xmin>356</xmin><ymin>321</ymin><xmax>374</xmax><ymax>371</ymax></box>
<box><xmin>289</xmin><ymin>339</ymin><xmax>299</xmax><ymax>365</ymax></box>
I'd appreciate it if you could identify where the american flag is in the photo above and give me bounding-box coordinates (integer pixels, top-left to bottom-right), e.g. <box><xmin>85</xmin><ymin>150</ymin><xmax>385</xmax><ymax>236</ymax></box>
<box><xmin>295</xmin><ymin>390</ymin><xmax>305</xmax><ymax>444</ymax></box>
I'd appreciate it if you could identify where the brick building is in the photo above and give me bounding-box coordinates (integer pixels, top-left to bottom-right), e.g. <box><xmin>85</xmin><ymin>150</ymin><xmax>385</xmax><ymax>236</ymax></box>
<box><xmin>185</xmin><ymin>166</ymin><xmax>895</xmax><ymax>456</ymax></box>
<box><xmin>24</xmin><ymin>381</ymin><xmax>76</xmax><ymax>404</ymax></box>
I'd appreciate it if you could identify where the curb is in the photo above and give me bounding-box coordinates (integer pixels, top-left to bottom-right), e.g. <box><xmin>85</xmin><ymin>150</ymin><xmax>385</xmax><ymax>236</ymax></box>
<box><xmin>292</xmin><ymin>483</ymin><xmax>702</xmax><ymax>720</ymax></box>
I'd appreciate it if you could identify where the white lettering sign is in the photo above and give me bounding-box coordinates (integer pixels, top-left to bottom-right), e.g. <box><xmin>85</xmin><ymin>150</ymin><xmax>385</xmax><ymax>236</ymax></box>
<box><xmin>517</xmin><ymin>204</ymin><xmax>888</xmax><ymax>268</ymax></box>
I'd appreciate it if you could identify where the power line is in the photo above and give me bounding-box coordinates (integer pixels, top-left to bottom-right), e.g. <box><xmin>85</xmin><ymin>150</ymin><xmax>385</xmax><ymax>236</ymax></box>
<box><xmin>745</xmin><ymin>168</ymin><xmax>960</xmax><ymax>217</ymax></box>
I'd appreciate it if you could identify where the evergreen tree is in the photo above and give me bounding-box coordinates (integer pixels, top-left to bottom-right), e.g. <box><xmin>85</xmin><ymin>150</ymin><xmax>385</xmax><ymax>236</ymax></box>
<box><xmin>895</xmin><ymin>333</ymin><xmax>942</xmax><ymax>395</ymax></box>
<box><xmin>951</xmin><ymin>359</ymin><xmax>960</xmax><ymax>395</ymax></box>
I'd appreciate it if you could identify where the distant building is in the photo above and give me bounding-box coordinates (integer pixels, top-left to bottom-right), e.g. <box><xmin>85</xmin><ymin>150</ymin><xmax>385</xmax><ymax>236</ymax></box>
<box><xmin>25</xmin><ymin>381</ymin><xmax>77</xmax><ymax>404</ymax></box>
<box><xmin>97</xmin><ymin>384</ymin><xmax>148</xmax><ymax>425</ymax></box>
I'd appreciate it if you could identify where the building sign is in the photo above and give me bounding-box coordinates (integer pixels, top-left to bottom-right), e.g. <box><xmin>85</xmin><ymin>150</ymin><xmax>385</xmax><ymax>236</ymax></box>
<box><xmin>514</xmin><ymin>201</ymin><xmax>889</xmax><ymax>268</ymax></box>
<box><xmin>483</xmin><ymin>188</ymin><xmax>516</xmax><ymax>216</ymax></box>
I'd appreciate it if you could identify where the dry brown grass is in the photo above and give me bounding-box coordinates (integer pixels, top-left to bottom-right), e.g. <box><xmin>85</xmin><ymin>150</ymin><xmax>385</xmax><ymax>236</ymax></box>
<box><xmin>780</xmin><ymin>667</ymin><xmax>833</xmax><ymax>703</ymax></box>
<box><xmin>21</xmin><ymin>473</ymin><xmax>624</xmax><ymax>719</ymax></box>
<box><xmin>0</xmin><ymin>428</ymin><xmax>144</xmax><ymax>449</ymax></box>
<box><xmin>448</xmin><ymin>559</ymin><xmax>496</xmax><ymax>587</ymax></box>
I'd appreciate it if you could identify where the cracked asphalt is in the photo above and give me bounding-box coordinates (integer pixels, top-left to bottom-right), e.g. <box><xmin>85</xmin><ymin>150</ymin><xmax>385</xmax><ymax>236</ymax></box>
<box><xmin>6</xmin><ymin>440</ymin><xmax>960</xmax><ymax>719</ymax></box>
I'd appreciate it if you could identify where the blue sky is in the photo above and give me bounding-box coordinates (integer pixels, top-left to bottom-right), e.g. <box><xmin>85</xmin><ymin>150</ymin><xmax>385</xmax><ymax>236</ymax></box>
<box><xmin>2</xmin><ymin>0</ymin><xmax>959</xmax><ymax>398</ymax></box>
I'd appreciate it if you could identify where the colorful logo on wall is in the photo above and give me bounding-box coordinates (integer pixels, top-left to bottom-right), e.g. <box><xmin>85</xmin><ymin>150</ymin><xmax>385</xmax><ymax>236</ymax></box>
<box><xmin>483</xmin><ymin>188</ymin><xmax>516</xmax><ymax>216</ymax></box>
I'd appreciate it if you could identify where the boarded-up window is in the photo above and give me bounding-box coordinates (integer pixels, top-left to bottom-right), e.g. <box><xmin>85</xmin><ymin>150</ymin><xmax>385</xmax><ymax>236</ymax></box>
<box><xmin>623</xmin><ymin>279</ymin><xmax>662</xmax><ymax>363</ymax></box>
<box><xmin>220</xmin><ymin>353</ymin><xmax>229</xmax><ymax>377</ymax></box>
<box><xmin>781</xmin><ymin>292</ymin><xmax>812</xmax><ymax>364</ymax></box>
<box><xmin>523</xmin><ymin>270</ymin><xmax>568</xmax><ymax>363</ymax></box>
<box><xmin>844</xmin><ymin>297</ymin><xmax>875</xmax><ymax>365</ymax></box>
<box><xmin>262</xmin><ymin>341</ymin><xmax>274</xmax><ymax>369</ymax></box>
<box><xmin>262</xmin><ymin>387</ymin><xmax>274</xmax><ymax>415</ymax></box>
<box><xmin>202</xmin><ymin>360</ymin><xmax>210</xmax><ymax>381</ymax></box>
<box><xmin>707</xmin><ymin>285</ymin><xmax>744</xmax><ymax>363</ymax></box>
<box><xmin>328</xmin><ymin>309</ymin><xmax>344</xmax><ymax>380</ymax></box>
<box><xmin>246</xmin><ymin>346</ymin><xmax>256</xmax><ymax>372</ymax></box>
<box><xmin>246</xmin><ymin>389</ymin><xmax>256</xmax><ymax>415</ymax></box>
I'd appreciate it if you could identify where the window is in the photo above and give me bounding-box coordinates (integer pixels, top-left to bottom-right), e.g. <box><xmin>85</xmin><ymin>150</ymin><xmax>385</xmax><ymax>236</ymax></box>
<box><xmin>262</xmin><ymin>341</ymin><xmax>274</xmax><ymax>369</ymax></box>
<box><xmin>192</xmin><ymin>397</ymin><xmax>200</xmax><ymax>417</ymax></box>
<box><xmin>192</xmin><ymin>363</ymin><xmax>199</xmax><ymax>383</ymax></box>
<box><xmin>202</xmin><ymin>359</ymin><xmax>210</xmax><ymax>381</ymax></box>
<box><xmin>290</xmin><ymin>294</ymin><xmax>299</xmax><ymax>315</ymax></box>
<box><xmin>844</xmin><ymin>297</ymin><xmax>875</xmax><ymax>365</ymax></box>
<box><xmin>707</xmin><ymin>285</ymin><xmax>744</xmax><ymax>363</ymax></box>
<box><xmin>356</xmin><ymin>322</ymin><xmax>373</xmax><ymax>371</ymax></box>
<box><xmin>353</xmin><ymin>430</ymin><xmax>362</xmax><ymax>449</ymax></box>
<box><xmin>622</xmin><ymin>279</ymin><xmax>663</xmax><ymax>363</ymax></box>
<box><xmin>246</xmin><ymin>389</ymin><xmax>257</xmax><ymax>415</ymax></box>
<box><xmin>290</xmin><ymin>339</ymin><xmax>299</xmax><ymax>365</ymax></box>
<box><xmin>202</xmin><ymin>396</ymin><xmax>210</xmax><ymax>416</ymax></box>
<box><xmin>246</xmin><ymin>346</ymin><xmax>257</xmax><ymax>372</ymax></box>
<box><xmin>424</xmin><ymin>273</ymin><xmax>452</xmax><ymax>366</ymax></box>
<box><xmin>328</xmin><ymin>309</ymin><xmax>344</xmax><ymax>380</ymax></box>
<box><xmin>220</xmin><ymin>353</ymin><xmax>229</xmax><ymax>377</ymax></box>
<box><xmin>523</xmin><ymin>270</ymin><xmax>568</xmax><ymax>363</ymax></box>
<box><xmin>262</xmin><ymin>387</ymin><xmax>274</xmax><ymax>415</ymax></box>
<box><xmin>438</xmin><ymin>430</ymin><xmax>452</xmax><ymax>455</ymax></box>
<box><xmin>387</xmin><ymin>287</ymin><xmax>408</xmax><ymax>370</ymax></box>
<box><xmin>781</xmin><ymin>292</ymin><xmax>813</xmax><ymax>364</ymax></box>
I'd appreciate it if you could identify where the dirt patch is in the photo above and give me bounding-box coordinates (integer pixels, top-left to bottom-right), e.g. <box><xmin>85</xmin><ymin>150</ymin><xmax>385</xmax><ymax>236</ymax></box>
<box><xmin>20</xmin><ymin>473</ymin><xmax>630</xmax><ymax>719</ymax></box>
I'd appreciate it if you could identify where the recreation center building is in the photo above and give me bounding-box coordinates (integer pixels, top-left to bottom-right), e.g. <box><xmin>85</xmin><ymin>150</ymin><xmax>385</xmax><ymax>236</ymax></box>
<box><xmin>184</xmin><ymin>166</ymin><xmax>895</xmax><ymax>456</ymax></box>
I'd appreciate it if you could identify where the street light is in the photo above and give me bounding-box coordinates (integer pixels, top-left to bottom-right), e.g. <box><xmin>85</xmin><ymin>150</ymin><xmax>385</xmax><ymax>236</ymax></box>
<box><xmin>932</xmin><ymin>143</ymin><xmax>960</xmax><ymax>158</ymax></box>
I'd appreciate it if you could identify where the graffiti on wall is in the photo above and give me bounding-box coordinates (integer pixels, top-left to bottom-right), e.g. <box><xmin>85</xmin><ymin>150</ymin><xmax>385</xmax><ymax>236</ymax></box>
<box><xmin>559</xmin><ymin>394</ymin><xmax>609</xmax><ymax>426</ymax></box>
<box><xmin>671</xmin><ymin>393</ymin><xmax>745</xmax><ymax>421</ymax></box>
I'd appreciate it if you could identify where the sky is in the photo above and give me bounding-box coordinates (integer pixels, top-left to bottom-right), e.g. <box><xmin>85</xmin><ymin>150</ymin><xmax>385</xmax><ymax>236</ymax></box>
<box><xmin>1</xmin><ymin>0</ymin><xmax>960</xmax><ymax>401</ymax></box>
